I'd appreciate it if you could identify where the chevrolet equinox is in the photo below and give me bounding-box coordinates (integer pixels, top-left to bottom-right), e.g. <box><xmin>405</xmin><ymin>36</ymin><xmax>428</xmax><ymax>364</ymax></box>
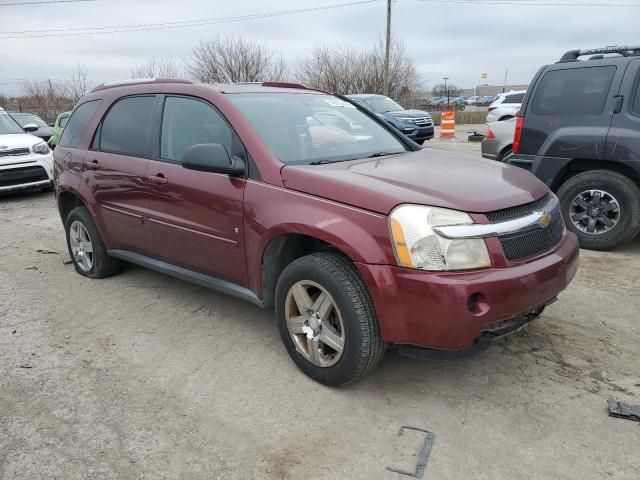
<box><xmin>54</xmin><ymin>79</ymin><xmax>579</xmax><ymax>386</ymax></box>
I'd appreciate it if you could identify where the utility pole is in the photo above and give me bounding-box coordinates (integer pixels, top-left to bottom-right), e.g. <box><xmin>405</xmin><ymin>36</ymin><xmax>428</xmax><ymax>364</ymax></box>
<box><xmin>383</xmin><ymin>0</ymin><xmax>392</xmax><ymax>97</ymax></box>
<box><xmin>443</xmin><ymin>76</ymin><xmax>449</xmax><ymax>108</ymax></box>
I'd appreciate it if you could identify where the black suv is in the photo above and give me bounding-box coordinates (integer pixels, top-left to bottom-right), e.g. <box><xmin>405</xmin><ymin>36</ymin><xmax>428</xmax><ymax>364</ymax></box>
<box><xmin>508</xmin><ymin>45</ymin><xmax>640</xmax><ymax>250</ymax></box>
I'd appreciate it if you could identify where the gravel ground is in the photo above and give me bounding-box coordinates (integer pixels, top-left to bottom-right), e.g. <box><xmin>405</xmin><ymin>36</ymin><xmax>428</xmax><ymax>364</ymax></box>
<box><xmin>1</xmin><ymin>154</ymin><xmax>639</xmax><ymax>479</ymax></box>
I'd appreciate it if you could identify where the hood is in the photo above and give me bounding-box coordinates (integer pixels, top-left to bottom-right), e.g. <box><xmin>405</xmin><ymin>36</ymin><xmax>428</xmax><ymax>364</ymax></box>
<box><xmin>281</xmin><ymin>148</ymin><xmax>548</xmax><ymax>215</ymax></box>
<box><xmin>386</xmin><ymin>109</ymin><xmax>431</xmax><ymax>119</ymax></box>
<box><xmin>32</xmin><ymin>126</ymin><xmax>54</xmax><ymax>139</ymax></box>
<box><xmin>0</xmin><ymin>133</ymin><xmax>43</xmax><ymax>149</ymax></box>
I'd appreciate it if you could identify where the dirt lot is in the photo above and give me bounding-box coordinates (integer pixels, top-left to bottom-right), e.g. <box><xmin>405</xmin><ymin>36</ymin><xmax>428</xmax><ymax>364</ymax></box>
<box><xmin>1</xmin><ymin>142</ymin><xmax>639</xmax><ymax>479</ymax></box>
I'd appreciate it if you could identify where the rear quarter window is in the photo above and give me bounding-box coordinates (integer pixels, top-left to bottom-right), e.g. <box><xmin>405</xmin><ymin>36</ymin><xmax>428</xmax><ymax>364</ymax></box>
<box><xmin>59</xmin><ymin>100</ymin><xmax>102</xmax><ymax>149</ymax></box>
<box><xmin>504</xmin><ymin>93</ymin><xmax>525</xmax><ymax>104</ymax></box>
<box><xmin>531</xmin><ymin>66</ymin><xmax>616</xmax><ymax>115</ymax></box>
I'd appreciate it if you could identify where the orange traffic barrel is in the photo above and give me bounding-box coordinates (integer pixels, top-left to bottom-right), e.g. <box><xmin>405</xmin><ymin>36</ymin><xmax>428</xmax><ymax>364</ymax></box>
<box><xmin>440</xmin><ymin>110</ymin><xmax>456</xmax><ymax>139</ymax></box>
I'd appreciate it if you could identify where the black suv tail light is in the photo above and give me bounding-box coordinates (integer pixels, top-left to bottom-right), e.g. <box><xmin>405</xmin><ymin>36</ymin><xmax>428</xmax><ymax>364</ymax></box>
<box><xmin>512</xmin><ymin>114</ymin><xmax>524</xmax><ymax>154</ymax></box>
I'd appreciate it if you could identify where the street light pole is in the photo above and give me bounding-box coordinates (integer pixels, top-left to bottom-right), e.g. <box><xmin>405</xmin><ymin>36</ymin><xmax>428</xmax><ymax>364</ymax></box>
<box><xmin>383</xmin><ymin>0</ymin><xmax>392</xmax><ymax>97</ymax></box>
<box><xmin>443</xmin><ymin>76</ymin><xmax>449</xmax><ymax>109</ymax></box>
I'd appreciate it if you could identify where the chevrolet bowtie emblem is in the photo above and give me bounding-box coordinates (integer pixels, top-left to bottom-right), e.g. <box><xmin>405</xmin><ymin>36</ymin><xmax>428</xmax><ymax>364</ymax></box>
<box><xmin>538</xmin><ymin>212</ymin><xmax>552</xmax><ymax>228</ymax></box>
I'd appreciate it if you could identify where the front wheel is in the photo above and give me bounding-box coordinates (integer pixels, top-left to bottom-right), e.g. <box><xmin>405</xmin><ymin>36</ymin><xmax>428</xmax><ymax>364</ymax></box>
<box><xmin>557</xmin><ymin>170</ymin><xmax>640</xmax><ymax>250</ymax></box>
<box><xmin>275</xmin><ymin>252</ymin><xmax>385</xmax><ymax>386</ymax></box>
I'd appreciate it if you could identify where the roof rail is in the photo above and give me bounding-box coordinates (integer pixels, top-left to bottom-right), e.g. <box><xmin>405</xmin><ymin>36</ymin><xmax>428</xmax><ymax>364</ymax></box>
<box><xmin>91</xmin><ymin>78</ymin><xmax>194</xmax><ymax>93</ymax></box>
<box><xmin>559</xmin><ymin>45</ymin><xmax>640</xmax><ymax>62</ymax></box>
<box><xmin>261</xmin><ymin>81</ymin><xmax>309</xmax><ymax>90</ymax></box>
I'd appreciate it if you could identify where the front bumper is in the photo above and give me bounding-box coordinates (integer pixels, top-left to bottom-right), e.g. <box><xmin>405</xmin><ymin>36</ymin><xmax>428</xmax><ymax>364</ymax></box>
<box><xmin>356</xmin><ymin>230</ymin><xmax>579</xmax><ymax>350</ymax></box>
<box><xmin>0</xmin><ymin>153</ymin><xmax>54</xmax><ymax>193</ymax></box>
<box><xmin>401</xmin><ymin>125</ymin><xmax>435</xmax><ymax>141</ymax></box>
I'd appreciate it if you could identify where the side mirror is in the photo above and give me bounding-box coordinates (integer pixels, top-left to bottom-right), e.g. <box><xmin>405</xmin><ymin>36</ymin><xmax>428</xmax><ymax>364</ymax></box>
<box><xmin>182</xmin><ymin>143</ymin><xmax>245</xmax><ymax>176</ymax></box>
<box><xmin>23</xmin><ymin>124</ymin><xmax>39</xmax><ymax>133</ymax></box>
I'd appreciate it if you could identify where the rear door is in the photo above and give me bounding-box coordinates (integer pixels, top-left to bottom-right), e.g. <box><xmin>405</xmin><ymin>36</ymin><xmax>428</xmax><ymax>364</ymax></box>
<box><xmin>606</xmin><ymin>59</ymin><xmax>640</xmax><ymax>164</ymax></box>
<box><xmin>520</xmin><ymin>64</ymin><xmax>621</xmax><ymax>159</ymax></box>
<box><xmin>86</xmin><ymin>95</ymin><xmax>156</xmax><ymax>253</ymax></box>
<box><xmin>145</xmin><ymin>95</ymin><xmax>247</xmax><ymax>285</ymax></box>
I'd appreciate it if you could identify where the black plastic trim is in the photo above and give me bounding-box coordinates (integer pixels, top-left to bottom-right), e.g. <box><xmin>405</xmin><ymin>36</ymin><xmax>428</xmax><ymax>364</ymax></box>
<box><xmin>108</xmin><ymin>249</ymin><xmax>263</xmax><ymax>307</ymax></box>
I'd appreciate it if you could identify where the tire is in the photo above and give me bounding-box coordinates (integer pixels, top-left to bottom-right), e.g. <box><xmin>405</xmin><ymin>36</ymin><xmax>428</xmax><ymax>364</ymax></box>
<box><xmin>274</xmin><ymin>252</ymin><xmax>385</xmax><ymax>386</ymax></box>
<box><xmin>64</xmin><ymin>206</ymin><xmax>123</xmax><ymax>278</ymax></box>
<box><xmin>557</xmin><ymin>170</ymin><xmax>640</xmax><ymax>250</ymax></box>
<box><xmin>498</xmin><ymin>147</ymin><xmax>513</xmax><ymax>162</ymax></box>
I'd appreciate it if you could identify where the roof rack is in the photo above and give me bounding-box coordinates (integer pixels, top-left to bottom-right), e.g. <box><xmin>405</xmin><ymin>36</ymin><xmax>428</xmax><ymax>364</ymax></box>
<box><xmin>559</xmin><ymin>45</ymin><xmax>640</xmax><ymax>62</ymax></box>
<box><xmin>261</xmin><ymin>81</ymin><xmax>309</xmax><ymax>90</ymax></box>
<box><xmin>91</xmin><ymin>78</ymin><xmax>194</xmax><ymax>93</ymax></box>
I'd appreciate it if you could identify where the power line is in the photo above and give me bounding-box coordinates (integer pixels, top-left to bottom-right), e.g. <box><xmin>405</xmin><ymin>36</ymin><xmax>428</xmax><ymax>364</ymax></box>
<box><xmin>0</xmin><ymin>0</ymin><xmax>378</xmax><ymax>39</ymax></box>
<box><xmin>417</xmin><ymin>0</ymin><xmax>640</xmax><ymax>6</ymax></box>
<box><xmin>0</xmin><ymin>0</ymin><xmax>95</xmax><ymax>6</ymax></box>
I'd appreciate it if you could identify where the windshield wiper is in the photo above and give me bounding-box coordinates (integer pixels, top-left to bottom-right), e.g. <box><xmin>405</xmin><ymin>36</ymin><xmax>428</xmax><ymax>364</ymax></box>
<box><xmin>309</xmin><ymin>159</ymin><xmax>345</xmax><ymax>165</ymax></box>
<box><xmin>366</xmin><ymin>152</ymin><xmax>400</xmax><ymax>158</ymax></box>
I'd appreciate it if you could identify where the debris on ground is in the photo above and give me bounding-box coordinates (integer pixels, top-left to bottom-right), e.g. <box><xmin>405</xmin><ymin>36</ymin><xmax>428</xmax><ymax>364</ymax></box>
<box><xmin>387</xmin><ymin>426</ymin><xmax>436</xmax><ymax>478</ymax></box>
<box><xmin>63</xmin><ymin>259</ymin><xmax>73</xmax><ymax>265</ymax></box>
<box><xmin>25</xmin><ymin>265</ymin><xmax>38</xmax><ymax>270</ymax></box>
<box><xmin>608</xmin><ymin>399</ymin><xmax>640</xmax><ymax>422</ymax></box>
<box><xmin>19</xmin><ymin>364</ymin><xmax>33</xmax><ymax>369</ymax></box>
<box><xmin>37</xmin><ymin>249</ymin><xmax>59</xmax><ymax>254</ymax></box>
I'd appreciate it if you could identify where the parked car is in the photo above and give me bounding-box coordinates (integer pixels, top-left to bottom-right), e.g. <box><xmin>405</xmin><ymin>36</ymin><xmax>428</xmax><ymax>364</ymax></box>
<box><xmin>486</xmin><ymin>90</ymin><xmax>526</xmax><ymax>123</ymax></box>
<box><xmin>451</xmin><ymin>96</ymin><xmax>468</xmax><ymax>109</ymax></box>
<box><xmin>482</xmin><ymin>117</ymin><xmax>516</xmax><ymax>161</ymax></box>
<box><xmin>8</xmin><ymin>112</ymin><xmax>55</xmax><ymax>143</ymax></box>
<box><xmin>0</xmin><ymin>107</ymin><xmax>53</xmax><ymax>193</ymax></box>
<box><xmin>477</xmin><ymin>96</ymin><xmax>495</xmax><ymax>107</ymax></box>
<box><xmin>466</xmin><ymin>96</ymin><xmax>480</xmax><ymax>105</ymax></box>
<box><xmin>508</xmin><ymin>45</ymin><xmax>640</xmax><ymax>251</ymax></box>
<box><xmin>346</xmin><ymin>94</ymin><xmax>434</xmax><ymax>144</ymax></box>
<box><xmin>49</xmin><ymin>111</ymin><xmax>71</xmax><ymax>148</ymax></box>
<box><xmin>54</xmin><ymin>79</ymin><xmax>579</xmax><ymax>386</ymax></box>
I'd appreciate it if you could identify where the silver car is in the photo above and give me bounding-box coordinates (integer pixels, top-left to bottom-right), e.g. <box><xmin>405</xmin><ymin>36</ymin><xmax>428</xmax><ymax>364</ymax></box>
<box><xmin>481</xmin><ymin>117</ymin><xmax>516</xmax><ymax>162</ymax></box>
<box><xmin>485</xmin><ymin>90</ymin><xmax>526</xmax><ymax>123</ymax></box>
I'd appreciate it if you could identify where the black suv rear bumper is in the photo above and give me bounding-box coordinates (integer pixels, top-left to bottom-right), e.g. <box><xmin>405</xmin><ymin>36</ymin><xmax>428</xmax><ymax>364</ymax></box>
<box><xmin>507</xmin><ymin>154</ymin><xmax>573</xmax><ymax>189</ymax></box>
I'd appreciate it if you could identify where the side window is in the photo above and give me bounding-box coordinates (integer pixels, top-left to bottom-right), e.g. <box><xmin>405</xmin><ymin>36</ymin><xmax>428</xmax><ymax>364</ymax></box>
<box><xmin>58</xmin><ymin>100</ymin><xmax>101</xmax><ymax>149</ymax></box>
<box><xmin>160</xmin><ymin>96</ymin><xmax>233</xmax><ymax>163</ymax></box>
<box><xmin>531</xmin><ymin>66</ymin><xmax>616</xmax><ymax>115</ymax></box>
<box><xmin>505</xmin><ymin>93</ymin><xmax>525</xmax><ymax>104</ymax></box>
<box><xmin>97</xmin><ymin>96</ymin><xmax>155</xmax><ymax>156</ymax></box>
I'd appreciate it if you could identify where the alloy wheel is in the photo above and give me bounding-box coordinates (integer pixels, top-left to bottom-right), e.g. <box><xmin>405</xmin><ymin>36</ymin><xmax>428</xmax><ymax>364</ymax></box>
<box><xmin>569</xmin><ymin>189</ymin><xmax>621</xmax><ymax>235</ymax></box>
<box><xmin>284</xmin><ymin>280</ymin><xmax>345</xmax><ymax>368</ymax></box>
<box><xmin>69</xmin><ymin>220</ymin><xmax>94</xmax><ymax>272</ymax></box>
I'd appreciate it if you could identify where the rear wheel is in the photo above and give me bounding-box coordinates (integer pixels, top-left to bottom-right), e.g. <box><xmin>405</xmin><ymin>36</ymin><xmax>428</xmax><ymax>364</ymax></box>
<box><xmin>65</xmin><ymin>206</ymin><xmax>123</xmax><ymax>278</ymax></box>
<box><xmin>557</xmin><ymin>170</ymin><xmax>640</xmax><ymax>250</ymax></box>
<box><xmin>275</xmin><ymin>252</ymin><xmax>385</xmax><ymax>386</ymax></box>
<box><xmin>499</xmin><ymin>147</ymin><xmax>513</xmax><ymax>162</ymax></box>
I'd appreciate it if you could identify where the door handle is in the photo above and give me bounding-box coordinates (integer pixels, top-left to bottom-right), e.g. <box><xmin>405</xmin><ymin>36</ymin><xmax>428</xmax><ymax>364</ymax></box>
<box><xmin>85</xmin><ymin>159</ymin><xmax>101</xmax><ymax>170</ymax></box>
<box><xmin>148</xmin><ymin>174</ymin><xmax>168</xmax><ymax>185</ymax></box>
<box><xmin>613</xmin><ymin>95</ymin><xmax>623</xmax><ymax>114</ymax></box>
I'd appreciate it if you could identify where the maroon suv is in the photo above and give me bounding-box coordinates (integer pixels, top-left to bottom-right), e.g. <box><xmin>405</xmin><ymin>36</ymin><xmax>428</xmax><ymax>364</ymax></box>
<box><xmin>53</xmin><ymin>79</ymin><xmax>579</xmax><ymax>386</ymax></box>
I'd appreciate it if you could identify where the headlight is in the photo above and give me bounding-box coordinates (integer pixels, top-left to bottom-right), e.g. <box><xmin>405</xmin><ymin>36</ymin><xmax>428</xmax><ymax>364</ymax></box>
<box><xmin>389</xmin><ymin>204</ymin><xmax>491</xmax><ymax>271</ymax></box>
<box><xmin>32</xmin><ymin>141</ymin><xmax>50</xmax><ymax>154</ymax></box>
<box><xmin>393</xmin><ymin>116</ymin><xmax>412</xmax><ymax>125</ymax></box>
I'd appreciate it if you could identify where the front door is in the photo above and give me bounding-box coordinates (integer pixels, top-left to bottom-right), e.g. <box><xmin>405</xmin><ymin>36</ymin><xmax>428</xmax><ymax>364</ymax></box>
<box><xmin>145</xmin><ymin>95</ymin><xmax>247</xmax><ymax>285</ymax></box>
<box><xmin>606</xmin><ymin>59</ymin><xmax>640</xmax><ymax>162</ymax></box>
<box><xmin>85</xmin><ymin>95</ymin><xmax>156</xmax><ymax>254</ymax></box>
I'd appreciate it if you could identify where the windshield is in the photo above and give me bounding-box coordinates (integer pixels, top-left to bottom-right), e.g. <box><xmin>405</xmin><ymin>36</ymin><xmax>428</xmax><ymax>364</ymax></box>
<box><xmin>227</xmin><ymin>92</ymin><xmax>406</xmax><ymax>165</ymax></box>
<box><xmin>12</xmin><ymin>113</ymin><xmax>47</xmax><ymax>128</ymax></box>
<box><xmin>0</xmin><ymin>112</ymin><xmax>24</xmax><ymax>134</ymax></box>
<box><xmin>362</xmin><ymin>96</ymin><xmax>404</xmax><ymax>113</ymax></box>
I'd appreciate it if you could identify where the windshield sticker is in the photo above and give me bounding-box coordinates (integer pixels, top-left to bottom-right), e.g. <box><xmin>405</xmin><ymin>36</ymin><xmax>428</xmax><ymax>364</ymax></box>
<box><xmin>325</xmin><ymin>99</ymin><xmax>356</xmax><ymax>108</ymax></box>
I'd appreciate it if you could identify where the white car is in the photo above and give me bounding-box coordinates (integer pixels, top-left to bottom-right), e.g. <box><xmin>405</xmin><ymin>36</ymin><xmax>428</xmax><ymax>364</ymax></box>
<box><xmin>486</xmin><ymin>90</ymin><xmax>526</xmax><ymax>123</ymax></box>
<box><xmin>0</xmin><ymin>108</ymin><xmax>53</xmax><ymax>193</ymax></box>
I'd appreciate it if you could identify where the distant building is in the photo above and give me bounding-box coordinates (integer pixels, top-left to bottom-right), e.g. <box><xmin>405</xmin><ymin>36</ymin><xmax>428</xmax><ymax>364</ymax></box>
<box><xmin>460</xmin><ymin>84</ymin><xmax>529</xmax><ymax>97</ymax></box>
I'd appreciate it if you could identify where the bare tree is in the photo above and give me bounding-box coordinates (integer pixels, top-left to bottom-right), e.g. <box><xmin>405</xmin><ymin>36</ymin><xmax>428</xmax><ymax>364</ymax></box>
<box><xmin>65</xmin><ymin>62</ymin><xmax>91</xmax><ymax>103</ymax></box>
<box><xmin>431</xmin><ymin>83</ymin><xmax>462</xmax><ymax>96</ymax></box>
<box><xmin>297</xmin><ymin>38</ymin><xmax>420</xmax><ymax>101</ymax></box>
<box><xmin>187</xmin><ymin>35</ymin><xmax>287</xmax><ymax>83</ymax></box>
<box><xmin>130</xmin><ymin>56</ymin><xmax>183</xmax><ymax>78</ymax></box>
<box><xmin>21</xmin><ymin>79</ymin><xmax>72</xmax><ymax>122</ymax></box>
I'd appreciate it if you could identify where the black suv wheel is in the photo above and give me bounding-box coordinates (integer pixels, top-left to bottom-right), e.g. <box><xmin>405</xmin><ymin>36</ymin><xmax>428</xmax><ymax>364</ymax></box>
<box><xmin>557</xmin><ymin>170</ymin><xmax>640</xmax><ymax>250</ymax></box>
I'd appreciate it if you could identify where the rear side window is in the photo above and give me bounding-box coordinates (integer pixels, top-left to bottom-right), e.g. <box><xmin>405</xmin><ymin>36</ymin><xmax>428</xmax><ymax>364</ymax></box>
<box><xmin>97</xmin><ymin>96</ymin><xmax>155</xmax><ymax>157</ymax></box>
<box><xmin>58</xmin><ymin>100</ymin><xmax>101</xmax><ymax>148</ymax></box>
<box><xmin>160</xmin><ymin>96</ymin><xmax>233</xmax><ymax>163</ymax></box>
<box><xmin>531</xmin><ymin>66</ymin><xmax>616</xmax><ymax>115</ymax></box>
<box><xmin>504</xmin><ymin>93</ymin><xmax>525</xmax><ymax>104</ymax></box>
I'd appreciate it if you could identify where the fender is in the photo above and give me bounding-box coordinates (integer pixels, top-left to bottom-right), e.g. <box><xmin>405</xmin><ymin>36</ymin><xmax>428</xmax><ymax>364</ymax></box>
<box><xmin>243</xmin><ymin>180</ymin><xmax>397</xmax><ymax>298</ymax></box>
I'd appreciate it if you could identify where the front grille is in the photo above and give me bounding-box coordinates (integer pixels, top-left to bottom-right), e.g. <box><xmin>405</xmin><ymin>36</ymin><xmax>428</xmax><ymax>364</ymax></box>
<box><xmin>412</xmin><ymin>117</ymin><xmax>432</xmax><ymax>126</ymax></box>
<box><xmin>486</xmin><ymin>194</ymin><xmax>550</xmax><ymax>222</ymax></box>
<box><xmin>486</xmin><ymin>194</ymin><xmax>564</xmax><ymax>261</ymax></box>
<box><xmin>499</xmin><ymin>217</ymin><xmax>564</xmax><ymax>261</ymax></box>
<box><xmin>0</xmin><ymin>147</ymin><xmax>30</xmax><ymax>157</ymax></box>
<box><xmin>0</xmin><ymin>165</ymin><xmax>48</xmax><ymax>187</ymax></box>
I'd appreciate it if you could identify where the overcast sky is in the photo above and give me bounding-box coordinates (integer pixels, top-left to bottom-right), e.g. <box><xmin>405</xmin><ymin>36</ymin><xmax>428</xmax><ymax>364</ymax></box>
<box><xmin>0</xmin><ymin>0</ymin><xmax>637</xmax><ymax>95</ymax></box>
